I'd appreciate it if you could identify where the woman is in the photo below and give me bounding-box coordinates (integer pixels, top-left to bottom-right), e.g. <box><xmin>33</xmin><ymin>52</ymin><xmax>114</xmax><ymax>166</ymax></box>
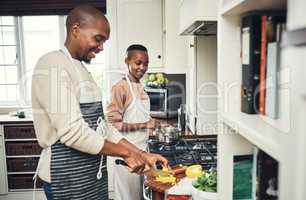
<box><xmin>107</xmin><ymin>44</ymin><xmax>157</xmax><ymax>200</ymax></box>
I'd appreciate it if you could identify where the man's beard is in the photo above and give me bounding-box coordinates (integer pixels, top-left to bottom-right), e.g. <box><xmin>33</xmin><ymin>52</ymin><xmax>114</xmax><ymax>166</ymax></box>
<box><xmin>82</xmin><ymin>56</ymin><xmax>91</xmax><ymax>64</ymax></box>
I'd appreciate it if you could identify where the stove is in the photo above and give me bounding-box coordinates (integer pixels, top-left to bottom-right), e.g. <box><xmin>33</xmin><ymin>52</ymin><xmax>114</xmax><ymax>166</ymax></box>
<box><xmin>147</xmin><ymin>136</ymin><xmax>217</xmax><ymax>171</ymax></box>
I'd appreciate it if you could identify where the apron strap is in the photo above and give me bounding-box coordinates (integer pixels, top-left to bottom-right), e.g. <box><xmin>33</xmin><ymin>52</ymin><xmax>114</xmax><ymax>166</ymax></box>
<box><xmin>125</xmin><ymin>74</ymin><xmax>136</xmax><ymax>100</ymax></box>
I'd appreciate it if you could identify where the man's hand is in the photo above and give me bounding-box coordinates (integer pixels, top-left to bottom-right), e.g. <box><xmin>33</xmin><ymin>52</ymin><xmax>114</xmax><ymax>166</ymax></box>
<box><xmin>141</xmin><ymin>152</ymin><xmax>169</xmax><ymax>170</ymax></box>
<box><xmin>122</xmin><ymin>151</ymin><xmax>147</xmax><ymax>174</ymax></box>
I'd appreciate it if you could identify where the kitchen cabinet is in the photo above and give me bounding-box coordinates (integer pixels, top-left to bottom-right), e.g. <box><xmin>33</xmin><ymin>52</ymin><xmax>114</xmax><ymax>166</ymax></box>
<box><xmin>0</xmin><ymin>125</ymin><xmax>7</xmax><ymax>194</ymax></box>
<box><xmin>179</xmin><ymin>0</ymin><xmax>217</xmax><ymax>35</ymax></box>
<box><xmin>186</xmin><ymin>35</ymin><xmax>218</xmax><ymax>135</ymax></box>
<box><xmin>0</xmin><ymin>116</ymin><xmax>46</xmax><ymax>199</ymax></box>
<box><xmin>117</xmin><ymin>0</ymin><xmax>163</xmax><ymax>69</ymax></box>
<box><xmin>163</xmin><ymin>0</ymin><xmax>189</xmax><ymax>74</ymax></box>
<box><xmin>218</xmin><ymin>0</ymin><xmax>306</xmax><ymax>199</ymax></box>
<box><xmin>0</xmin><ymin>122</ymin><xmax>42</xmax><ymax>192</ymax></box>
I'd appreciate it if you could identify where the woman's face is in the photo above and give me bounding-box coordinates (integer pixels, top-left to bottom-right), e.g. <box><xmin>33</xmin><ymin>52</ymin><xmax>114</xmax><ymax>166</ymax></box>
<box><xmin>126</xmin><ymin>50</ymin><xmax>149</xmax><ymax>80</ymax></box>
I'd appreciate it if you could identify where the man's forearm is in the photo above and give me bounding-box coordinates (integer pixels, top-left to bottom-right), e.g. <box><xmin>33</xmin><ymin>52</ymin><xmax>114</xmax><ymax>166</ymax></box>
<box><xmin>99</xmin><ymin>139</ymin><xmax>132</xmax><ymax>158</ymax></box>
<box><xmin>117</xmin><ymin>138</ymin><xmax>144</xmax><ymax>154</ymax></box>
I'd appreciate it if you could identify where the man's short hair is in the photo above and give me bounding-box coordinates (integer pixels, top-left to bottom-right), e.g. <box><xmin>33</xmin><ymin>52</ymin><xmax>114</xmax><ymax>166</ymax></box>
<box><xmin>126</xmin><ymin>44</ymin><xmax>148</xmax><ymax>53</ymax></box>
<box><xmin>66</xmin><ymin>4</ymin><xmax>108</xmax><ymax>33</ymax></box>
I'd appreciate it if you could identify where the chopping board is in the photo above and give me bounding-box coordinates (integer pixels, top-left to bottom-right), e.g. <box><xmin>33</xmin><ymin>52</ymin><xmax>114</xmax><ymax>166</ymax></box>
<box><xmin>145</xmin><ymin>172</ymin><xmax>186</xmax><ymax>193</ymax></box>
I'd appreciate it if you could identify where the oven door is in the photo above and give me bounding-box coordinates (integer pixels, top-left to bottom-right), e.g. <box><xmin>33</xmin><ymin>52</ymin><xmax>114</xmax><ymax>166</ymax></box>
<box><xmin>145</xmin><ymin>88</ymin><xmax>167</xmax><ymax>118</ymax></box>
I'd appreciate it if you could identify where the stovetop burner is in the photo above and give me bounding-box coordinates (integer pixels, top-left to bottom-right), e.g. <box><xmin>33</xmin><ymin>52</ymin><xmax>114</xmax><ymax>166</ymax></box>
<box><xmin>147</xmin><ymin>136</ymin><xmax>217</xmax><ymax>170</ymax></box>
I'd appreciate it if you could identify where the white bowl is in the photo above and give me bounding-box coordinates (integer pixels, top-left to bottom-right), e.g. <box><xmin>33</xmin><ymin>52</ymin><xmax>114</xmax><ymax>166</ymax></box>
<box><xmin>192</xmin><ymin>189</ymin><xmax>217</xmax><ymax>200</ymax></box>
<box><xmin>191</xmin><ymin>180</ymin><xmax>217</xmax><ymax>200</ymax></box>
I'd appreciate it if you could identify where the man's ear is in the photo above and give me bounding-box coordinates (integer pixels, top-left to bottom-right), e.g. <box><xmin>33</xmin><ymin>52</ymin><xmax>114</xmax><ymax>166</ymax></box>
<box><xmin>71</xmin><ymin>23</ymin><xmax>80</xmax><ymax>38</ymax></box>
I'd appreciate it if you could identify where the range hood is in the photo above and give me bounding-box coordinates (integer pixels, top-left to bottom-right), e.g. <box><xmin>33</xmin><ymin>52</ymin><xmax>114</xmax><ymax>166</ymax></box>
<box><xmin>180</xmin><ymin>20</ymin><xmax>217</xmax><ymax>36</ymax></box>
<box><xmin>179</xmin><ymin>0</ymin><xmax>217</xmax><ymax>36</ymax></box>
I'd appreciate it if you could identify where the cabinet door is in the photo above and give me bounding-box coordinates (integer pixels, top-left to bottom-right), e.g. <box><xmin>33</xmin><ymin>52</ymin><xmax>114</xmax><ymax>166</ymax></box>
<box><xmin>186</xmin><ymin>36</ymin><xmax>197</xmax><ymax>133</ymax></box>
<box><xmin>0</xmin><ymin>125</ymin><xmax>8</xmax><ymax>194</ymax></box>
<box><xmin>117</xmin><ymin>0</ymin><xmax>163</xmax><ymax>68</ymax></box>
<box><xmin>196</xmin><ymin>36</ymin><xmax>217</xmax><ymax>135</ymax></box>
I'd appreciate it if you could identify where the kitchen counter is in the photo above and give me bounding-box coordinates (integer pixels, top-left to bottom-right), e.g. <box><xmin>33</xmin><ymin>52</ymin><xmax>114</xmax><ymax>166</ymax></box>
<box><xmin>0</xmin><ymin>114</ymin><xmax>33</xmax><ymax>123</ymax></box>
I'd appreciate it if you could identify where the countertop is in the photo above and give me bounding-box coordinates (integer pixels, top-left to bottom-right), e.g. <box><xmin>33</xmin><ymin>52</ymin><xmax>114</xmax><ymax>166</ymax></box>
<box><xmin>0</xmin><ymin>114</ymin><xmax>33</xmax><ymax>123</ymax></box>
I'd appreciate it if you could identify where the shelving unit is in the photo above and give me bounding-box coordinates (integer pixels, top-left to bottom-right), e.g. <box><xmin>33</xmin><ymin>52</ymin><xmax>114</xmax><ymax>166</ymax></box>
<box><xmin>0</xmin><ymin>122</ymin><xmax>42</xmax><ymax>192</ymax></box>
<box><xmin>217</xmin><ymin>0</ymin><xmax>306</xmax><ymax>199</ymax></box>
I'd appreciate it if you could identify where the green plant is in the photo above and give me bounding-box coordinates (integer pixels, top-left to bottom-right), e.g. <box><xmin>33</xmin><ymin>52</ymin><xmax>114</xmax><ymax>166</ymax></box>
<box><xmin>193</xmin><ymin>170</ymin><xmax>217</xmax><ymax>193</ymax></box>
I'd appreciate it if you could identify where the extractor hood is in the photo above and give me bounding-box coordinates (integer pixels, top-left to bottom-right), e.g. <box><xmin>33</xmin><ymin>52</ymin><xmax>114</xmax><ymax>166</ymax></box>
<box><xmin>180</xmin><ymin>20</ymin><xmax>217</xmax><ymax>36</ymax></box>
<box><xmin>179</xmin><ymin>0</ymin><xmax>217</xmax><ymax>36</ymax></box>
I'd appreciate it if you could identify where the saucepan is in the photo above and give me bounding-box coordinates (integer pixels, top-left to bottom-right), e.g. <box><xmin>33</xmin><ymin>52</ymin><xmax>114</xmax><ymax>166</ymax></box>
<box><xmin>156</xmin><ymin>126</ymin><xmax>180</xmax><ymax>144</ymax></box>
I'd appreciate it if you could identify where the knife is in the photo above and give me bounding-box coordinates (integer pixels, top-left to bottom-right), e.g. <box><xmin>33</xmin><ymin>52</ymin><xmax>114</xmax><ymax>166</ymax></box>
<box><xmin>115</xmin><ymin>159</ymin><xmax>128</xmax><ymax>166</ymax></box>
<box><xmin>115</xmin><ymin>159</ymin><xmax>172</xmax><ymax>177</ymax></box>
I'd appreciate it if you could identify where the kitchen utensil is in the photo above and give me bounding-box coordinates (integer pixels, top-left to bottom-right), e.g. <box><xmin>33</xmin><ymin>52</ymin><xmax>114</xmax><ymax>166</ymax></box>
<box><xmin>156</xmin><ymin>126</ymin><xmax>180</xmax><ymax>144</ymax></box>
<box><xmin>115</xmin><ymin>159</ymin><xmax>128</xmax><ymax>166</ymax></box>
<box><xmin>178</xmin><ymin>104</ymin><xmax>186</xmax><ymax>135</ymax></box>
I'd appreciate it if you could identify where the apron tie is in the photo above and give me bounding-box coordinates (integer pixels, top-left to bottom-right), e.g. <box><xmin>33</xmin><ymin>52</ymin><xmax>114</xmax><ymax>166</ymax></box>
<box><xmin>96</xmin><ymin>117</ymin><xmax>107</xmax><ymax>180</ymax></box>
<box><xmin>32</xmin><ymin>147</ymin><xmax>50</xmax><ymax>200</ymax></box>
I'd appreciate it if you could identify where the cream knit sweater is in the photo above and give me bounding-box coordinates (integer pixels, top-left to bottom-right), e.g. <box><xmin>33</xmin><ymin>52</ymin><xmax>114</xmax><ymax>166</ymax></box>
<box><xmin>31</xmin><ymin>49</ymin><xmax>123</xmax><ymax>182</ymax></box>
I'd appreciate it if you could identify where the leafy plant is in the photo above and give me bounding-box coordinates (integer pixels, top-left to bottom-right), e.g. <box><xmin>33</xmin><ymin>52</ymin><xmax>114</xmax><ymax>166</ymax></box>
<box><xmin>193</xmin><ymin>170</ymin><xmax>217</xmax><ymax>193</ymax></box>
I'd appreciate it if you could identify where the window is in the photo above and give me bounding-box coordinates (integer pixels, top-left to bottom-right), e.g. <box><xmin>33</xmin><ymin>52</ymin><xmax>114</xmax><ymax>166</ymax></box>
<box><xmin>0</xmin><ymin>15</ymin><xmax>108</xmax><ymax>106</ymax></box>
<box><xmin>0</xmin><ymin>17</ymin><xmax>19</xmax><ymax>105</ymax></box>
<box><xmin>0</xmin><ymin>16</ymin><xmax>64</xmax><ymax>106</ymax></box>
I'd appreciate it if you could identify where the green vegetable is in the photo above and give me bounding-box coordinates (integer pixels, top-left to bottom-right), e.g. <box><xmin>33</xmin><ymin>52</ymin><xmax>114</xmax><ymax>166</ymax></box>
<box><xmin>148</xmin><ymin>74</ymin><xmax>156</xmax><ymax>81</ymax></box>
<box><xmin>193</xmin><ymin>170</ymin><xmax>217</xmax><ymax>193</ymax></box>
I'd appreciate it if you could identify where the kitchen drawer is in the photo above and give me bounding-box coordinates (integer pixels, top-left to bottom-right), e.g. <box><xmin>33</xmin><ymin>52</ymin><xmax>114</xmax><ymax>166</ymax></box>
<box><xmin>7</xmin><ymin>157</ymin><xmax>39</xmax><ymax>172</ymax></box>
<box><xmin>4</xmin><ymin>125</ymin><xmax>36</xmax><ymax>139</ymax></box>
<box><xmin>5</xmin><ymin>141</ymin><xmax>42</xmax><ymax>155</ymax></box>
<box><xmin>8</xmin><ymin>174</ymin><xmax>43</xmax><ymax>190</ymax></box>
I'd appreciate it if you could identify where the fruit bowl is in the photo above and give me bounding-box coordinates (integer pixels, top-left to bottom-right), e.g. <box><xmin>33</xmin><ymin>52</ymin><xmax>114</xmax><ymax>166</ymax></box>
<box><xmin>144</xmin><ymin>73</ymin><xmax>169</xmax><ymax>88</ymax></box>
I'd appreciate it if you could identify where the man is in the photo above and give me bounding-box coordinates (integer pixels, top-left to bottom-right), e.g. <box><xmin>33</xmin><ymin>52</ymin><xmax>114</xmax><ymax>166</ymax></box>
<box><xmin>31</xmin><ymin>5</ymin><xmax>167</xmax><ymax>200</ymax></box>
<box><xmin>107</xmin><ymin>44</ymin><xmax>157</xmax><ymax>200</ymax></box>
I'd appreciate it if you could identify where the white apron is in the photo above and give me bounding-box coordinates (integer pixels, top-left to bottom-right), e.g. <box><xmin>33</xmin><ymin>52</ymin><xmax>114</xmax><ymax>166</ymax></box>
<box><xmin>113</xmin><ymin>74</ymin><xmax>151</xmax><ymax>200</ymax></box>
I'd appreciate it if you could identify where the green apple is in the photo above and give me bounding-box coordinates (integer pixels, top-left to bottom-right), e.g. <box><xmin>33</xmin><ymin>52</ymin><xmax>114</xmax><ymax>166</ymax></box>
<box><xmin>148</xmin><ymin>74</ymin><xmax>156</xmax><ymax>81</ymax></box>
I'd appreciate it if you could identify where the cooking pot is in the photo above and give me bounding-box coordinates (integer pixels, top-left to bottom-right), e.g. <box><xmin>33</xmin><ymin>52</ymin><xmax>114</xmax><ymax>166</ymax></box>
<box><xmin>156</xmin><ymin>126</ymin><xmax>180</xmax><ymax>144</ymax></box>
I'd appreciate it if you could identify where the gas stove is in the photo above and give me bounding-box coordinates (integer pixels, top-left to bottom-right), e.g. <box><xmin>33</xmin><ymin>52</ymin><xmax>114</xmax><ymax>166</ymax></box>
<box><xmin>147</xmin><ymin>136</ymin><xmax>217</xmax><ymax>171</ymax></box>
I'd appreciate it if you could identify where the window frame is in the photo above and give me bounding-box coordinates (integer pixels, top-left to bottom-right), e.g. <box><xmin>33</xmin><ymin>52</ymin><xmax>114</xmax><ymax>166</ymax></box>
<box><xmin>0</xmin><ymin>15</ymin><xmax>67</xmax><ymax>107</ymax></box>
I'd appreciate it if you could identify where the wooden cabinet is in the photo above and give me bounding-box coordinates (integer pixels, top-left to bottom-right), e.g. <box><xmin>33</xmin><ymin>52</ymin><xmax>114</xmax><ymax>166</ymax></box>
<box><xmin>117</xmin><ymin>0</ymin><xmax>163</xmax><ymax>69</ymax></box>
<box><xmin>0</xmin><ymin>122</ymin><xmax>42</xmax><ymax>192</ymax></box>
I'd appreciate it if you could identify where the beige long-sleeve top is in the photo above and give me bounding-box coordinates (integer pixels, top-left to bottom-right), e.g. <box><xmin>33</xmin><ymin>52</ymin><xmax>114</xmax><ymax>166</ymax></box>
<box><xmin>106</xmin><ymin>78</ymin><xmax>149</xmax><ymax>129</ymax></box>
<box><xmin>31</xmin><ymin>50</ymin><xmax>123</xmax><ymax>182</ymax></box>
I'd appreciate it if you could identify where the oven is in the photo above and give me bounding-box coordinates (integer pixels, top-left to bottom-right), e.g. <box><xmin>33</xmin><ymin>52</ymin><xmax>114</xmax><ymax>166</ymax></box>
<box><xmin>145</xmin><ymin>87</ymin><xmax>168</xmax><ymax>118</ymax></box>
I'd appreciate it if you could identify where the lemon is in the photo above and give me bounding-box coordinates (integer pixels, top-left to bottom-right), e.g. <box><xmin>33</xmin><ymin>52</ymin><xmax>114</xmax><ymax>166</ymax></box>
<box><xmin>185</xmin><ymin>165</ymin><xmax>204</xmax><ymax>178</ymax></box>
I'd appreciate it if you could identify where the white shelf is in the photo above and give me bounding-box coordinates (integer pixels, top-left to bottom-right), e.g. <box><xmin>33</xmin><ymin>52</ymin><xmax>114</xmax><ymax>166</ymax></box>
<box><xmin>220</xmin><ymin>113</ymin><xmax>284</xmax><ymax>160</ymax></box>
<box><xmin>6</xmin><ymin>155</ymin><xmax>40</xmax><ymax>158</ymax></box>
<box><xmin>5</xmin><ymin>138</ymin><xmax>37</xmax><ymax>142</ymax></box>
<box><xmin>221</xmin><ymin>0</ymin><xmax>287</xmax><ymax>15</ymax></box>
<box><xmin>7</xmin><ymin>172</ymin><xmax>35</xmax><ymax>175</ymax></box>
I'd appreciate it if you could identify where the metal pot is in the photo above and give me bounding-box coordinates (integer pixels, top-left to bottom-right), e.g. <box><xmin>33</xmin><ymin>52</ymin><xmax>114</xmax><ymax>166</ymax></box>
<box><xmin>156</xmin><ymin>126</ymin><xmax>180</xmax><ymax>144</ymax></box>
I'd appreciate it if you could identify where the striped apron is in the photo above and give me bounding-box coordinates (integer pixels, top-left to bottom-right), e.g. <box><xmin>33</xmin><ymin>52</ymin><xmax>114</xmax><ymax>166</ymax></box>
<box><xmin>50</xmin><ymin>101</ymin><xmax>108</xmax><ymax>200</ymax></box>
<box><xmin>49</xmin><ymin>47</ymin><xmax>108</xmax><ymax>199</ymax></box>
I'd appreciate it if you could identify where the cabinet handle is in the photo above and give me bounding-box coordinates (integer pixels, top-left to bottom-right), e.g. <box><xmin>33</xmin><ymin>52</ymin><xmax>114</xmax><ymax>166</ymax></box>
<box><xmin>190</xmin><ymin>44</ymin><xmax>195</xmax><ymax>48</ymax></box>
<box><xmin>157</xmin><ymin>55</ymin><xmax>161</xmax><ymax>59</ymax></box>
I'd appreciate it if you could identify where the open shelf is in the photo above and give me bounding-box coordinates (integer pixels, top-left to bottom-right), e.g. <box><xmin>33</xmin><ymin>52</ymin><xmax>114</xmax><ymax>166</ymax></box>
<box><xmin>220</xmin><ymin>113</ymin><xmax>285</xmax><ymax>160</ymax></box>
<box><xmin>221</xmin><ymin>0</ymin><xmax>287</xmax><ymax>15</ymax></box>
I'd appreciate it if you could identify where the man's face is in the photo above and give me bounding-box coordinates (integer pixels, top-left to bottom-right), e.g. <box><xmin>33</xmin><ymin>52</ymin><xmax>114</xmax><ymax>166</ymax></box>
<box><xmin>75</xmin><ymin>18</ymin><xmax>110</xmax><ymax>63</ymax></box>
<box><xmin>126</xmin><ymin>51</ymin><xmax>149</xmax><ymax>80</ymax></box>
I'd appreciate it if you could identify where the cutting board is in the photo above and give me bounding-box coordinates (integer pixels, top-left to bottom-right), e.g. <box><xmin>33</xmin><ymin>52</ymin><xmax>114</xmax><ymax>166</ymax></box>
<box><xmin>145</xmin><ymin>173</ymin><xmax>186</xmax><ymax>193</ymax></box>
